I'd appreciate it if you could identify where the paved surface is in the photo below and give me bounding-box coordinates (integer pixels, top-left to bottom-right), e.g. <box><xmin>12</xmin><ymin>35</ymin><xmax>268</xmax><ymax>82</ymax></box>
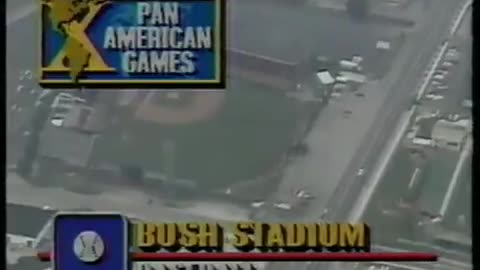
<box><xmin>7</xmin><ymin>173</ymin><xmax>249</xmax><ymax>222</ymax></box>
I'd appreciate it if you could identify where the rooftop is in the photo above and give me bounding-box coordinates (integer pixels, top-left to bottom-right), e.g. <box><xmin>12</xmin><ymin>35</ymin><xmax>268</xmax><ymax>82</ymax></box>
<box><xmin>415</xmin><ymin>117</ymin><xmax>438</xmax><ymax>139</ymax></box>
<box><xmin>7</xmin><ymin>203</ymin><xmax>56</xmax><ymax>238</ymax></box>
<box><xmin>230</xmin><ymin>1</ymin><xmax>401</xmax><ymax>64</ymax></box>
<box><xmin>431</xmin><ymin>119</ymin><xmax>470</xmax><ymax>143</ymax></box>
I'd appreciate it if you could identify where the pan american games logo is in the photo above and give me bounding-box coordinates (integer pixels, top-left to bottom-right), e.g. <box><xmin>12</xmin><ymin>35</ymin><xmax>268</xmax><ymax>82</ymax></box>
<box><xmin>40</xmin><ymin>0</ymin><xmax>226</xmax><ymax>89</ymax></box>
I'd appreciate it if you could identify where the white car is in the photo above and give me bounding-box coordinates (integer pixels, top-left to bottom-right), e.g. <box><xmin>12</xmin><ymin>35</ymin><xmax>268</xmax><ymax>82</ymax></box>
<box><xmin>250</xmin><ymin>201</ymin><xmax>265</xmax><ymax>208</ymax></box>
<box><xmin>273</xmin><ymin>203</ymin><xmax>292</xmax><ymax>210</ymax></box>
<box><xmin>296</xmin><ymin>190</ymin><xmax>314</xmax><ymax>199</ymax></box>
<box><xmin>434</xmin><ymin>70</ymin><xmax>448</xmax><ymax>76</ymax></box>
<box><xmin>442</xmin><ymin>61</ymin><xmax>454</xmax><ymax>67</ymax></box>
<box><xmin>435</xmin><ymin>85</ymin><xmax>449</xmax><ymax>91</ymax></box>
<box><xmin>425</xmin><ymin>94</ymin><xmax>444</xmax><ymax>101</ymax></box>
<box><xmin>356</xmin><ymin>168</ymin><xmax>365</xmax><ymax>176</ymax></box>
<box><xmin>446</xmin><ymin>48</ymin><xmax>459</xmax><ymax>58</ymax></box>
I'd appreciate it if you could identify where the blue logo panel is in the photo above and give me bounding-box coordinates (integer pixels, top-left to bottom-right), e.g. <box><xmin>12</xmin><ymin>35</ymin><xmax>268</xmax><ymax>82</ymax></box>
<box><xmin>53</xmin><ymin>213</ymin><xmax>128</xmax><ymax>270</ymax></box>
<box><xmin>40</xmin><ymin>0</ymin><xmax>226</xmax><ymax>89</ymax></box>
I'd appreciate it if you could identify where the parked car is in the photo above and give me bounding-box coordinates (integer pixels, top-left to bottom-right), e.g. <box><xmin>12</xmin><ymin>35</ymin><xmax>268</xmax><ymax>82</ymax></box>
<box><xmin>273</xmin><ymin>202</ymin><xmax>292</xmax><ymax>210</ymax></box>
<box><xmin>296</xmin><ymin>190</ymin><xmax>314</xmax><ymax>199</ymax></box>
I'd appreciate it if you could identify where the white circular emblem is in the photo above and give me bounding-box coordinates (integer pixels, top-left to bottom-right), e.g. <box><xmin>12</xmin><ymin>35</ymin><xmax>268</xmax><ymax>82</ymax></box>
<box><xmin>73</xmin><ymin>231</ymin><xmax>105</xmax><ymax>263</ymax></box>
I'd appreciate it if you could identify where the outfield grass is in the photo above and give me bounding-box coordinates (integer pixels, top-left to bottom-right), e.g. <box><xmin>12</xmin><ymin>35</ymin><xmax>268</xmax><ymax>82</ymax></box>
<box><xmin>91</xmin><ymin>79</ymin><xmax>302</xmax><ymax>190</ymax></box>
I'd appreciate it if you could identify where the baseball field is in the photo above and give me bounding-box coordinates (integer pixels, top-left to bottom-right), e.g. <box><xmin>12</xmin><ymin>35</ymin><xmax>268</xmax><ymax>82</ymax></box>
<box><xmin>90</xmin><ymin>77</ymin><xmax>306</xmax><ymax>191</ymax></box>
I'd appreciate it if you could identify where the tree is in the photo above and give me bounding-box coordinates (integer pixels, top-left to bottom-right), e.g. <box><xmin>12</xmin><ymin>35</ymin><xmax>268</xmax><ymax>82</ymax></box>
<box><xmin>120</xmin><ymin>165</ymin><xmax>144</xmax><ymax>182</ymax></box>
<box><xmin>346</xmin><ymin>0</ymin><xmax>370</xmax><ymax>20</ymax></box>
<box><xmin>16</xmin><ymin>130</ymin><xmax>40</xmax><ymax>178</ymax></box>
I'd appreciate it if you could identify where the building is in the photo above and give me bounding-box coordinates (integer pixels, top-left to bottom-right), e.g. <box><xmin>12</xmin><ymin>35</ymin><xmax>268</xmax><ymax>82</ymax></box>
<box><xmin>411</xmin><ymin>117</ymin><xmax>438</xmax><ymax>147</ymax></box>
<box><xmin>229</xmin><ymin>48</ymin><xmax>299</xmax><ymax>91</ymax></box>
<box><xmin>36</xmin><ymin>95</ymin><xmax>105</xmax><ymax>170</ymax></box>
<box><xmin>431</xmin><ymin>119</ymin><xmax>471</xmax><ymax>151</ymax></box>
<box><xmin>228</xmin><ymin>1</ymin><xmax>399</xmax><ymax>91</ymax></box>
<box><xmin>7</xmin><ymin>204</ymin><xmax>56</xmax><ymax>270</ymax></box>
<box><xmin>315</xmin><ymin>70</ymin><xmax>335</xmax><ymax>95</ymax></box>
<box><xmin>38</xmin><ymin>126</ymin><xmax>97</xmax><ymax>168</ymax></box>
<box><xmin>49</xmin><ymin>93</ymin><xmax>106</xmax><ymax>133</ymax></box>
<box><xmin>7</xmin><ymin>203</ymin><xmax>56</xmax><ymax>239</ymax></box>
<box><xmin>411</xmin><ymin>117</ymin><xmax>471</xmax><ymax>151</ymax></box>
<box><xmin>315</xmin><ymin>70</ymin><xmax>335</xmax><ymax>85</ymax></box>
<box><xmin>338</xmin><ymin>71</ymin><xmax>367</xmax><ymax>84</ymax></box>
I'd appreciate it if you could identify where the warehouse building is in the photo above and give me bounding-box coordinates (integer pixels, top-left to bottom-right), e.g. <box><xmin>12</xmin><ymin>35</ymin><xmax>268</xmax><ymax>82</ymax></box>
<box><xmin>431</xmin><ymin>119</ymin><xmax>471</xmax><ymax>151</ymax></box>
<box><xmin>228</xmin><ymin>1</ymin><xmax>401</xmax><ymax>91</ymax></box>
<box><xmin>7</xmin><ymin>204</ymin><xmax>56</xmax><ymax>270</ymax></box>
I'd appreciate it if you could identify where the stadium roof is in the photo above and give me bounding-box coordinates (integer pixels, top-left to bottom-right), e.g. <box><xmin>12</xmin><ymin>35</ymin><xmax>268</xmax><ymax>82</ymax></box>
<box><xmin>431</xmin><ymin>119</ymin><xmax>469</xmax><ymax>144</ymax></box>
<box><xmin>230</xmin><ymin>1</ymin><xmax>397</xmax><ymax>63</ymax></box>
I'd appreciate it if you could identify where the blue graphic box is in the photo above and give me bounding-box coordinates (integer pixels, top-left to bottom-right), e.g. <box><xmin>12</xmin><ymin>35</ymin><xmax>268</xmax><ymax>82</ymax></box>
<box><xmin>40</xmin><ymin>0</ymin><xmax>226</xmax><ymax>89</ymax></box>
<box><xmin>53</xmin><ymin>213</ymin><xmax>129</xmax><ymax>270</ymax></box>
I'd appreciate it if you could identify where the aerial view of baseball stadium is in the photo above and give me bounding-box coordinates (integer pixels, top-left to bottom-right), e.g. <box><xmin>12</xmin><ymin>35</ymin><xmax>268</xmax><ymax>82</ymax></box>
<box><xmin>7</xmin><ymin>0</ymin><xmax>474</xmax><ymax>269</ymax></box>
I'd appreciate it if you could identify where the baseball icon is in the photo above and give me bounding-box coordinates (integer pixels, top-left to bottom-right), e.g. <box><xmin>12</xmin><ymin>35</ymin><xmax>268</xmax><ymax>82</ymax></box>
<box><xmin>73</xmin><ymin>231</ymin><xmax>105</xmax><ymax>263</ymax></box>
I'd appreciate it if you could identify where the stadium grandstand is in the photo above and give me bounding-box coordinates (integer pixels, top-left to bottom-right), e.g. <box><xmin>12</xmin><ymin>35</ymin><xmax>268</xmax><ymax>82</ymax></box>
<box><xmin>228</xmin><ymin>48</ymin><xmax>300</xmax><ymax>91</ymax></box>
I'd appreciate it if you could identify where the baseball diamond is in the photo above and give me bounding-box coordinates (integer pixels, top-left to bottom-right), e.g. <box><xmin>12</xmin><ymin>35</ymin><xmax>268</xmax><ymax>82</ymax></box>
<box><xmin>89</xmin><ymin>76</ymin><xmax>306</xmax><ymax>191</ymax></box>
<box><xmin>134</xmin><ymin>91</ymin><xmax>226</xmax><ymax>124</ymax></box>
